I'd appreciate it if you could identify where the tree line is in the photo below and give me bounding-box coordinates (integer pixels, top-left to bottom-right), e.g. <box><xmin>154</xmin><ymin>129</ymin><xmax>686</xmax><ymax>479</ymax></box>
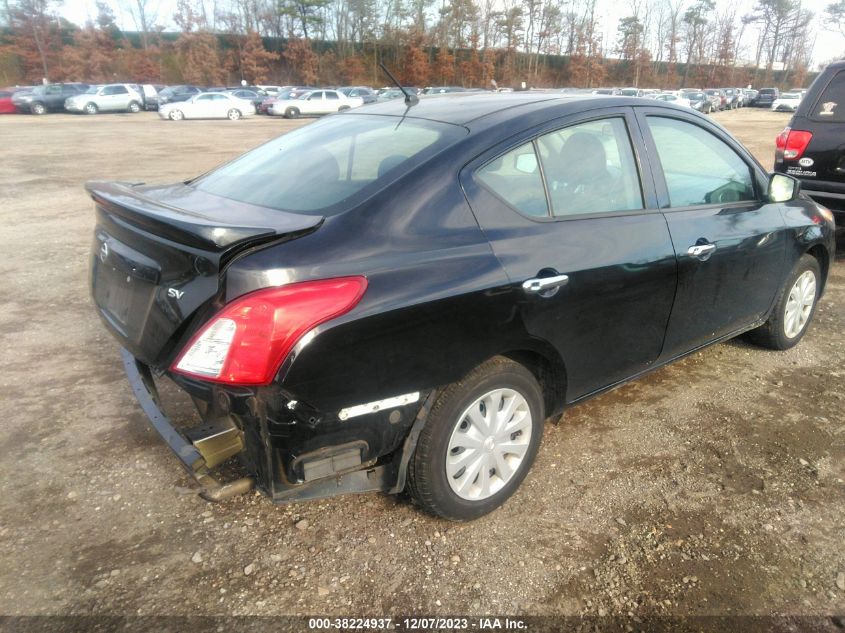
<box><xmin>0</xmin><ymin>0</ymin><xmax>839</xmax><ymax>90</ymax></box>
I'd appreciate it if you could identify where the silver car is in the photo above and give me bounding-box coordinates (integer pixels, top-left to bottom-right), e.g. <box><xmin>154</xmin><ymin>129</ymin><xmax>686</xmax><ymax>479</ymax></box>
<box><xmin>65</xmin><ymin>84</ymin><xmax>143</xmax><ymax>114</ymax></box>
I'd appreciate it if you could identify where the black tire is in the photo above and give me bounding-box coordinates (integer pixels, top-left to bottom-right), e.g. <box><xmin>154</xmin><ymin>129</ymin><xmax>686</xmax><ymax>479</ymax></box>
<box><xmin>128</xmin><ymin>101</ymin><xmax>141</xmax><ymax>113</ymax></box>
<box><xmin>407</xmin><ymin>356</ymin><xmax>544</xmax><ymax>521</ymax></box>
<box><xmin>84</xmin><ymin>102</ymin><xmax>98</xmax><ymax>115</ymax></box>
<box><xmin>285</xmin><ymin>106</ymin><xmax>299</xmax><ymax>119</ymax></box>
<box><xmin>31</xmin><ymin>102</ymin><xmax>46</xmax><ymax>115</ymax></box>
<box><xmin>748</xmin><ymin>254</ymin><xmax>821</xmax><ymax>350</ymax></box>
<box><xmin>227</xmin><ymin>108</ymin><xmax>241</xmax><ymax>120</ymax></box>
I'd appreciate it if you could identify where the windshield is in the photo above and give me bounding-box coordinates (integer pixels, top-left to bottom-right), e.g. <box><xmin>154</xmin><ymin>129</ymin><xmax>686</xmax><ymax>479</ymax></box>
<box><xmin>84</xmin><ymin>86</ymin><xmax>99</xmax><ymax>94</ymax></box>
<box><xmin>683</xmin><ymin>91</ymin><xmax>705</xmax><ymax>100</ymax></box>
<box><xmin>193</xmin><ymin>115</ymin><xmax>467</xmax><ymax>214</ymax></box>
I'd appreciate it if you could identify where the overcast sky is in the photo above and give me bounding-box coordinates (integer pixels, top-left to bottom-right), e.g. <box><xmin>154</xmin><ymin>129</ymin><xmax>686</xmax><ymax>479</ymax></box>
<box><xmin>61</xmin><ymin>0</ymin><xmax>842</xmax><ymax>71</ymax></box>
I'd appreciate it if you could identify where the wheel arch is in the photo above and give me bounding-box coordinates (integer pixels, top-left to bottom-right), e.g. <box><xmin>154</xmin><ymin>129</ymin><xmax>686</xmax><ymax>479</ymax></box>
<box><xmin>500</xmin><ymin>345</ymin><xmax>568</xmax><ymax>419</ymax></box>
<box><xmin>806</xmin><ymin>243</ymin><xmax>829</xmax><ymax>294</ymax></box>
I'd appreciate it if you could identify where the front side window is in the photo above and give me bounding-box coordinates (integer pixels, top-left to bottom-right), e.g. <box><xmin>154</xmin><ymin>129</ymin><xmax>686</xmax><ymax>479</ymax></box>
<box><xmin>647</xmin><ymin>116</ymin><xmax>755</xmax><ymax>207</ymax></box>
<box><xmin>537</xmin><ymin>118</ymin><xmax>643</xmax><ymax>217</ymax></box>
<box><xmin>477</xmin><ymin>142</ymin><xmax>548</xmax><ymax>217</ymax></box>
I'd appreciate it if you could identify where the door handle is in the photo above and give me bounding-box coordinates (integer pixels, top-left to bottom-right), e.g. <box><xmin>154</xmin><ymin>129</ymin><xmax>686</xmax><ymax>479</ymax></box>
<box><xmin>522</xmin><ymin>274</ymin><xmax>570</xmax><ymax>294</ymax></box>
<box><xmin>687</xmin><ymin>243</ymin><xmax>716</xmax><ymax>259</ymax></box>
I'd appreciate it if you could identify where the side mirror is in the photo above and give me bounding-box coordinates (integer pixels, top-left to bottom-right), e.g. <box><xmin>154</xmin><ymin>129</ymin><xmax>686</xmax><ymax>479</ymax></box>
<box><xmin>768</xmin><ymin>173</ymin><xmax>800</xmax><ymax>203</ymax></box>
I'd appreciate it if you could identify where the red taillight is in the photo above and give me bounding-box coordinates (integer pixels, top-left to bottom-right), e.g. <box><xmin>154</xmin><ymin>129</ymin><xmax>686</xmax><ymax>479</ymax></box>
<box><xmin>172</xmin><ymin>277</ymin><xmax>368</xmax><ymax>385</ymax></box>
<box><xmin>775</xmin><ymin>127</ymin><xmax>813</xmax><ymax>161</ymax></box>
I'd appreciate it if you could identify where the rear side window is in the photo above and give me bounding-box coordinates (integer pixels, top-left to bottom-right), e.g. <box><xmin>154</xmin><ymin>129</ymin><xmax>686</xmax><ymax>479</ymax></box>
<box><xmin>647</xmin><ymin>116</ymin><xmax>755</xmax><ymax>207</ymax></box>
<box><xmin>477</xmin><ymin>142</ymin><xmax>548</xmax><ymax>217</ymax></box>
<box><xmin>813</xmin><ymin>71</ymin><xmax>845</xmax><ymax>121</ymax></box>
<box><xmin>537</xmin><ymin>117</ymin><xmax>643</xmax><ymax>217</ymax></box>
<box><xmin>194</xmin><ymin>115</ymin><xmax>466</xmax><ymax>214</ymax></box>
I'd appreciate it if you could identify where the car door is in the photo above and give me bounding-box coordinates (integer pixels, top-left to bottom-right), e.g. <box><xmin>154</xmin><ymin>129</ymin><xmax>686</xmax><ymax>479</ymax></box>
<box><xmin>191</xmin><ymin>94</ymin><xmax>215</xmax><ymax>118</ymax></box>
<box><xmin>325</xmin><ymin>91</ymin><xmax>341</xmax><ymax>111</ymax></box>
<box><xmin>461</xmin><ymin>108</ymin><xmax>678</xmax><ymax>400</ymax></box>
<box><xmin>634</xmin><ymin>108</ymin><xmax>788</xmax><ymax>360</ymax></box>
<box><xmin>111</xmin><ymin>85</ymin><xmax>130</xmax><ymax>110</ymax></box>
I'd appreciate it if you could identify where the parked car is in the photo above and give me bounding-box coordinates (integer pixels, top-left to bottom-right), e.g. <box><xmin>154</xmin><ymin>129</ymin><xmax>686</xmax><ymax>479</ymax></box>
<box><xmin>221</xmin><ymin>88</ymin><xmax>265</xmax><ymax>109</ymax></box>
<box><xmin>592</xmin><ymin>88</ymin><xmax>621</xmax><ymax>95</ymax></box>
<box><xmin>619</xmin><ymin>87</ymin><xmax>644</xmax><ymax>97</ymax></box>
<box><xmin>423</xmin><ymin>86</ymin><xmax>468</xmax><ymax>94</ymax></box>
<box><xmin>651</xmin><ymin>92</ymin><xmax>692</xmax><ymax>108</ymax></box>
<box><xmin>722</xmin><ymin>88</ymin><xmax>740</xmax><ymax>109</ymax></box>
<box><xmin>65</xmin><ymin>84</ymin><xmax>144</xmax><ymax>114</ymax></box>
<box><xmin>256</xmin><ymin>85</ymin><xmax>287</xmax><ymax>95</ymax></box>
<box><xmin>754</xmin><ymin>87</ymin><xmax>779</xmax><ymax>108</ymax></box>
<box><xmin>258</xmin><ymin>86</ymin><xmax>315</xmax><ymax>114</ymax></box>
<box><xmin>156</xmin><ymin>85</ymin><xmax>204</xmax><ymax>107</ymax></box>
<box><xmin>13</xmin><ymin>83</ymin><xmax>88</xmax><ymax>114</ymax></box>
<box><xmin>774</xmin><ymin>59</ymin><xmax>845</xmax><ymax>222</ymax></box>
<box><xmin>338</xmin><ymin>86</ymin><xmax>378</xmax><ymax>104</ymax></box>
<box><xmin>377</xmin><ymin>88</ymin><xmax>418</xmax><ymax>101</ymax></box>
<box><xmin>158</xmin><ymin>92</ymin><xmax>256</xmax><ymax>120</ymax></box>
<box><xmin>680</xmin><ymin>90</ymin><xmax>714</xmax><ymax>113</ymax></box>
<box><xmin>771</xmin><ymin>92</ymin><xmax>802</xmax><ymax>112</ymax></box>
<box><xmin>88</xmin><ymin>93</ymin><xmax>835</xmax><ymax>520</ymax></box>
<box><xmin>141</xmin><ymin>84</ymin><xmax>165</xmax><ymax>110</ymax></box>
<box><xmin>269</xmin><ymin>89</ymin><xmax>361</xmax><ymax>118</ymax></box>
<box><xmin>0</xmin><ymin>89</ymin><xmax>16</xmax><ymax>114</ymax></box>
<box><xmin>745</xmin><ymin>89</ymin><xmax>759</xmax><ymax>105</ymax></box>
<box><xmin>704</xmin><ymin>89</ymin><xmax>727</xmax><ymax>110</ymax></box>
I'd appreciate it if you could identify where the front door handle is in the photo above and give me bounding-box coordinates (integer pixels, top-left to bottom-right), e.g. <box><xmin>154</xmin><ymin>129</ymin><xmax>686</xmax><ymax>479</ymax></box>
<box><xmin>688</xmin><ymin>243</ymin><xmax>716</xmax><ymax>259</ymax></box>
<box><xmin>522</xmin><ymin>274</ymin><xmax>570</xmax><ymax>294</ymax></box>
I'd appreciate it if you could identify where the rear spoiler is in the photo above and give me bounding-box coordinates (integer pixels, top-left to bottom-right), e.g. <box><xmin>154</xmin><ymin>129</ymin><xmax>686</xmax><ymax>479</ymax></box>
<box><xmin>86</xmin><ymin>180</ymin><xmax>323</xmax><ymax>252</ymax></box>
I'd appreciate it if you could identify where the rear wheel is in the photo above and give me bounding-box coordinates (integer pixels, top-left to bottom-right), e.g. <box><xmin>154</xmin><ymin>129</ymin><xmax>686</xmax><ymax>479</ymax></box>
<box><xmin>408</xmin><ymin>357</ymin><xmax>544</xmax><ymax>521</ymax></box>
<box><xmin>128</xmin><ymin>101</ymin><xmax>141</xmax><ymax>113</ymax></box>
<box><xmin>748</xmin><ymin>254</ymin><xmax>821</xmax><ymax>350</ymax></box>
<box><xmin>169</xmin><ymin>109</ymin><xmax>184</xmax><ymax>121</ymax></box>
<box><xmin>31</xmin><ymin>102</ymin><xmax>46</xmax><ymax>115</ymax></box>
<box><xmin>227</xmin><ymin>108</ymin><xmax>241</xmax><ymax>120</ymax></box>
<box><xmin>84</xmin><ymin>102</ymin><xmax>98</xmax><ymax>115</ymax></box>
<box><xmin>285</xmin><ymin>106</ymin><xmax>299</xmax><ymax>119</ymax></box>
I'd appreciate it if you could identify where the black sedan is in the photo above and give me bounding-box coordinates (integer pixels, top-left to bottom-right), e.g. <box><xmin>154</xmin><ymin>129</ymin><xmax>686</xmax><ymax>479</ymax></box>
<box><xmin>88</xmin><ymin>94</ymin><xmax>835</xmax><ymax>520</ymax></box>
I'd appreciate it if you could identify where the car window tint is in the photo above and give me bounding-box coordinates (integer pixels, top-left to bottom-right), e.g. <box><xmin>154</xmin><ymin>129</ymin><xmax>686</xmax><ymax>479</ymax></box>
<box><xmin>477</xmin><ymin>142</ymin><xmax>549</xmax><ymax>217</ymax></box>
<box><xmin>197</xmin><ymin>95</ymin><xmax>213</xmax><ymax>101</ymax></box>
<box><xmin>647</xmin><ymin>116</ymin><xmax>755</xmax><ymax>207</ymax></box>
<box><xmin>537</xmin><ymin>118</ymin><xmax>643</xmax><ymax>217</ymax></box>
<box><xmin>194</xmin><ymin>115</ymin><xmax>465</xmax><ymax>214</ymax></box>
<box><xmin>113</xmin><ymin>85</ymin><xmax>128</xmax><ymax>94</ymax></box>
<box><xmin>814</xmin><ymin>71</ymin><xmax>845</xmax><ymax>121</ymax></box>
<box><xmin>326</xmin><ymin>92</ymin><xmax>339</xmax><ymax>100</ymax></box>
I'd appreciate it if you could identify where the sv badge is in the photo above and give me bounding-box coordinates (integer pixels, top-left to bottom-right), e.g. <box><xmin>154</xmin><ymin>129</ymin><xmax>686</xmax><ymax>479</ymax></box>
<box><xmin>167</xmin><ymin>288</ymin><xmax>185</xmax><ymax>299</ymax></box>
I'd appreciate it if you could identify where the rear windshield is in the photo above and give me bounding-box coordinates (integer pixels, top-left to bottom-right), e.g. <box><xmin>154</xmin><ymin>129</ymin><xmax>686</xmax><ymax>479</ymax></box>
<box><xmin>193</xmin><ymin>114</ymin><xmax>467</xmax><ymax>214</ymax></box>
<box><xmin>759</xmin><ymin>89</ymin><xmax>776</xmax><ymax>95</ymax></box>
<box><xmin>812</xmin><ymin>70</ymin><xmax>845</xmax><ymax>121</ymax></box>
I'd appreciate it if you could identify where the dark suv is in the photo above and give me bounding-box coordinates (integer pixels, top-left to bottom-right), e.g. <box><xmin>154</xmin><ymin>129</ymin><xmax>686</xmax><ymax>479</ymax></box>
<box><xmin>774</xmin><ymin>60</ymin><xmax>845</xmax><ymax>222</ymax></box>
<box><xmin>12</xmin><ymin>83</ymin><xmax>88</xmax><ymax>114</ymax></box>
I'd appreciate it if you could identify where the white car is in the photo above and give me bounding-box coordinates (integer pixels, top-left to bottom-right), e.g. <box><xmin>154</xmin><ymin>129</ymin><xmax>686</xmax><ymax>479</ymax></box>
<box><xmin>158</xmin><ymin>92</ymin><xmax>256</xmax><ymax>121</ymax></box>
<box><xmin>651</xmin><ymin>92</ymin><xmax>692</xmax><ymax>108</ymax></box>
<box><xmin>771</xmin><ymin>92</ymin><xmax>802</xmax><ymax>112</ymax></box>
<box><xmin>64</xmin><ymin>83</ymin><xmax>144</xmax><ymax>114</ymax></box>
<box><xmin>269</xmin><ymin>89</ymin><xmax>363</xmax><ymax>118</ymax></box>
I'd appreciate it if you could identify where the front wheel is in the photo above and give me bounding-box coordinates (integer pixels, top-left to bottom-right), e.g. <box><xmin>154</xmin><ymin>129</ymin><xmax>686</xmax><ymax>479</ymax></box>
<box><xmin>748</xmin><ymin>254</ymin><xmax>821</xmax><ymax>350</ymax></box>
<box><xmin>168</xmin><ymin>109</ymin><xmax>184</xmax><ymax>121</ymax></box>
<box><xmin>227</xmin><ymin>108</ymin><xmax>242</xmax><ymax>120</ymax></box>
<box><xmin>31</xmin><ymin>102</ymin><xmax>46</xmax><ymax>115</ymax></box>
<box><xmin>284</xmin><ymin>106</ymin><xmax>299</xmax><ymax>119</ymax></box>
<box><xmin>407</xmin><ymin>357</ymin><xmax>544</xmax><ymax>521</ymax></box>
<box><xmin>84</xmin><ymin>103</ymin><xmax>98</xmax><ymax>115</ymax></box>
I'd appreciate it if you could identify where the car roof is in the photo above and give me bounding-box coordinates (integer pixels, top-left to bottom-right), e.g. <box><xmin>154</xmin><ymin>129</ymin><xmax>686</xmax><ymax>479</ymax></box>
<box><xmin>350</xmin><ymin>92</ymin><xmax>640</xmax><ymax>125</ymax></box>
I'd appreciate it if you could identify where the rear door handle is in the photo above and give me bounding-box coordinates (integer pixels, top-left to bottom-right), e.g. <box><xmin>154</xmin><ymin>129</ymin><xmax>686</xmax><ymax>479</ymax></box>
<box><xmin>522</xmin><ymin>274</ymin><xmax>570</xmax><ymax>294</ymax></box>
<box><xmin>688</xmin><ymin>243</ymin><xmax>716</xmax><ymax>259</ymax></box>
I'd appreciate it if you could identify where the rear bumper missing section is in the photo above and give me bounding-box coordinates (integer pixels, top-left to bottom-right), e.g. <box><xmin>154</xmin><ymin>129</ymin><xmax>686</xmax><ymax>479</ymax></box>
<box><xmin>120</xmin><ymin>347</ymin><xmax>256</xmax><ymax>501</ymax></box>
<box><xmin>120</xmin><ymin>348</ymin><xmax>435</xmax><ymax>504</ymax></box>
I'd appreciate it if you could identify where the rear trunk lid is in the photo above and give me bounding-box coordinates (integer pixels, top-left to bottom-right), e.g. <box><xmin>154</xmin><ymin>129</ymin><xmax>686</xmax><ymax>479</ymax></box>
<box><xmin>88</xmin><ymin>181</ymin><xmax>322</xmax><ymax>366</ymax></box>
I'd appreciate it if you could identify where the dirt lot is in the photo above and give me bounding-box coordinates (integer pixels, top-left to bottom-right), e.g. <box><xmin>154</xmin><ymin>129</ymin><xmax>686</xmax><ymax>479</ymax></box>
<box><xmin>0</xmin><ymin>107</ymin><xmax>843</xmax><ymax>628</ymax></box>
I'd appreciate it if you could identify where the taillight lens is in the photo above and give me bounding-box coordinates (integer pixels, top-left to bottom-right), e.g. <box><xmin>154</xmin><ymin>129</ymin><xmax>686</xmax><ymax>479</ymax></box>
<box><xmin>172</xmin><ymin>277</ymin><xmax>368</xmax><ymax>385</ymax></box>
<box><xmin>775</xmin><ymin>127</ymin><xmax>813</xmax><ymax>161</ymax></box>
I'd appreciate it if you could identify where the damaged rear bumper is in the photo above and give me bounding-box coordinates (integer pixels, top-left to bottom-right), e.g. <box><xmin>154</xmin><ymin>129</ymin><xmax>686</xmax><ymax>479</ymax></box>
<box><xmin>120</xmin><ymin>347</ymin><xmax>432</xmax><ymax>504</ymax></box>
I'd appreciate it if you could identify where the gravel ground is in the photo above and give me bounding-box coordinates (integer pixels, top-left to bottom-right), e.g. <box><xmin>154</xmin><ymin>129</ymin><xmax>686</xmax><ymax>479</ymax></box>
<box><xmin>0</xmin><ymin>107</ymin><xmax>843</xmax><ymax>627</ymax></box>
